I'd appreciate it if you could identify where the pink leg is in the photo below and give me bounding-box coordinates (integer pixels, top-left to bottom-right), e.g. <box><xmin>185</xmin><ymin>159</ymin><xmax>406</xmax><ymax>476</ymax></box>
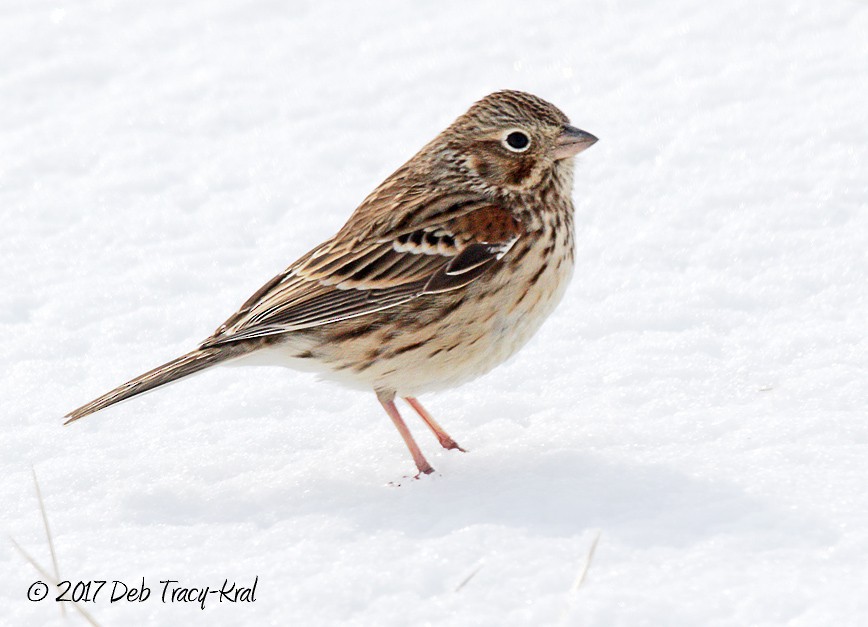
<box><xmin>404</xmin><ymin>397</ymin><xmax>466</xmax><ymax>452</ymax></box>
<box><xmin>377</xmin><ymin>392</ymin><xmax>435</xmax><ymax>476</ymax></box>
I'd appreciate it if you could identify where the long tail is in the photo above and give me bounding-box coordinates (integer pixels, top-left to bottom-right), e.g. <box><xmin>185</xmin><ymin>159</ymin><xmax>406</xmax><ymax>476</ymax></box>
<box><xmin>64</xmin><ymin>345</ymin><xmax>243</xmax><ymax>424</ymax></box>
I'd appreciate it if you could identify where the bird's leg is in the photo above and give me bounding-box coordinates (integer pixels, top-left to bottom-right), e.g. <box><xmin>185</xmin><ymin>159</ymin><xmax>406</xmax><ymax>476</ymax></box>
<box><xmin>377</xmin><ymin>391</ymin><xmax>435</xmax><ymax>477</ymax></box>
<box><xmin>404</xmin><ymin>397</ymin><xmax>466</xmax><ymax>452</ymax></box>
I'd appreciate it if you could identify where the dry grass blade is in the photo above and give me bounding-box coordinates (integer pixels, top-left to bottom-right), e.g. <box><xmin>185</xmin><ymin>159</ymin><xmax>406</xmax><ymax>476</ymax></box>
<box><xmin>9</xmin><ymin>469</ymin><xmax>103</xmax><ymax>626</ymax></box>
<box><xmin>572</xmin><ymin>531</ymin><xmax>601</xmax><ymax>593</ymax></box>
<box><xmin>454</xmin><ymin>562</ymin><xmax>484</xmax><ymax>593</ymax></box>
<box><xmin>559</xmin><ymin>530</ymin><xmax>602</xmax><ymax>625</ymax></box>
<box><xmin>32</xmin><ymin>466</ymin><xmax>65</xmax><ymax>618</ymax></box>
<box><xmin>9</xmin><ymin>536</ymin><xmax>102</xmax><ymax>627</ymax></box>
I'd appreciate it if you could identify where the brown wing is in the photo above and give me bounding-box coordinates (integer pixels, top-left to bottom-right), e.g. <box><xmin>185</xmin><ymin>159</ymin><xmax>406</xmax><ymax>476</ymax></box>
<box><xmin>203</xmin><ymin>203</ymin><xmax>523</xmax><ymax>346</ymax></box>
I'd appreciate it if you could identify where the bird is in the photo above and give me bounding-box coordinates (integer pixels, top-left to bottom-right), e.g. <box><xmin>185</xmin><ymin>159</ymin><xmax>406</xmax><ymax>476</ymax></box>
<box><xmin>65</xmin><ymin>90</ymin><xmax>597</xmax><ymax>477</ymax></box>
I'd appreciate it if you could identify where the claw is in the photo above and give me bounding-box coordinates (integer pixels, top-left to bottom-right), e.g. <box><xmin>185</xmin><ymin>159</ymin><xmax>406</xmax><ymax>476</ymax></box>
<box><xmin>404</xmin><ymin>397</ymin><xmax>466</xmax><ymax>453</ymax></box>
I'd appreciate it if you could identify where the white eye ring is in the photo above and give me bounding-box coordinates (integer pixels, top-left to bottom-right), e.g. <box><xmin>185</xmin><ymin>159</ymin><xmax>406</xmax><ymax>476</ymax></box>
<box><xmin>502</xmin><ymin>129</ymin><xmax>531</xmax><ymax>152</ymax></box>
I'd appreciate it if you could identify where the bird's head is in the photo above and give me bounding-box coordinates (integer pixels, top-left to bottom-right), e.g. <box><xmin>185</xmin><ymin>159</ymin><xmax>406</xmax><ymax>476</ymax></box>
<box><xmin>437</xmin><ymin>90</ymin><xmax>597</xmax><ymax>194</ymax></box>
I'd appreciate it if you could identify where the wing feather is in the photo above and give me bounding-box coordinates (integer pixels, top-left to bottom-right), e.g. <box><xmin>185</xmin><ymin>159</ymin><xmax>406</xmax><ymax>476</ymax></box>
<box><xmin>203</xmin><ymin>202</ymin><xmax>524</xmax><ymax>346</ymax></box>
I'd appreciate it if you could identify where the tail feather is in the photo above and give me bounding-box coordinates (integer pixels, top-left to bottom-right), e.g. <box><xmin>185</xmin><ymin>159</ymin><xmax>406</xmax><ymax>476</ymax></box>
<box><xmin>64</xmin><ymin>346</ymin><xmax>241</xmax><ymax>424</ymax></box>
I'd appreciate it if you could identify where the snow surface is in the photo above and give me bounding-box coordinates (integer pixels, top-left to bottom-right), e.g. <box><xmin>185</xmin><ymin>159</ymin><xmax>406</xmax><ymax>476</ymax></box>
<box><xmin>2</xmin><ymin>0</ymin><xmax>867</xmax><ymax>625</ymax></box>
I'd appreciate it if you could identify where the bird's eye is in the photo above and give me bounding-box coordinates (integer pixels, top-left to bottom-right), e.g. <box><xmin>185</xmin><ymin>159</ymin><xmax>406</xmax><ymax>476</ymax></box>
<box><xmin>503</xmin><ymin>130</ymin><xmax>530</xmax><ymax>152</ymax></box>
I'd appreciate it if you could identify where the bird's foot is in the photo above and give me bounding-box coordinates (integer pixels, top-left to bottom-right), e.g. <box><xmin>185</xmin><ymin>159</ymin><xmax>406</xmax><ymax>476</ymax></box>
<box><xmin>438</xmin><ymin>438</ymin><xmax>467</xmax><ymax>453</ymax></box>
<box><xmin>415</xmin><ymin>464</ymin><xmax>436</xmax><ymax>478</ymax></box>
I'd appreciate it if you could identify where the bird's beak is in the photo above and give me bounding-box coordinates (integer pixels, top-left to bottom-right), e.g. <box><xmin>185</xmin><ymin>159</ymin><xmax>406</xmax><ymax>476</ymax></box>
<box><xmin>554</xmin><ymin>125</ymin><xmax>598</xmax><ymax>160</ymax></box>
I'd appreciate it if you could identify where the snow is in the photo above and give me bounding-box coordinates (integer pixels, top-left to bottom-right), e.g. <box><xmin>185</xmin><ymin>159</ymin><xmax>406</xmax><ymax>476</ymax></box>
<box><xmin>2</xmin><ymin>0</ymin><xmax>867</xmax><ymax>624</ymax></box>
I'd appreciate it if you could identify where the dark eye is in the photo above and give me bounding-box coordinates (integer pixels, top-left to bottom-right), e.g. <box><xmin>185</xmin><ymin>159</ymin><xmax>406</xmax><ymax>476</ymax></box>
<box><xmin>503</xmin><ymin>130</ymin><xmax>530</xmax><ymax>152</ymax></box>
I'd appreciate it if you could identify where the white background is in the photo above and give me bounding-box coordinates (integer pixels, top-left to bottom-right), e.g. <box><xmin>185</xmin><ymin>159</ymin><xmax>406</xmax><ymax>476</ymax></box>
<box><xmin>2</xmin><ymin>0</ymin><xmax>866</xmax><ymax>624</ymax></box>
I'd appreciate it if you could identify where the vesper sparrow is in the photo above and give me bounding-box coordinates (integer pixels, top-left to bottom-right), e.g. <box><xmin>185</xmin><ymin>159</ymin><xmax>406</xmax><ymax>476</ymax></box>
<box><xmin>66</xmin><ymin>90</ymin><xmax>597</xmax><ymax>476</ymax></box>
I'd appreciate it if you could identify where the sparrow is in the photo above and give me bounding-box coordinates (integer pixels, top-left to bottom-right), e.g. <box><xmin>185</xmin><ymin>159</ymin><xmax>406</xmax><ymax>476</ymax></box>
<box><xmin>65</xmin><ymin>90</ymin><xmax>597</xmax><ymax>477</ymax></box>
